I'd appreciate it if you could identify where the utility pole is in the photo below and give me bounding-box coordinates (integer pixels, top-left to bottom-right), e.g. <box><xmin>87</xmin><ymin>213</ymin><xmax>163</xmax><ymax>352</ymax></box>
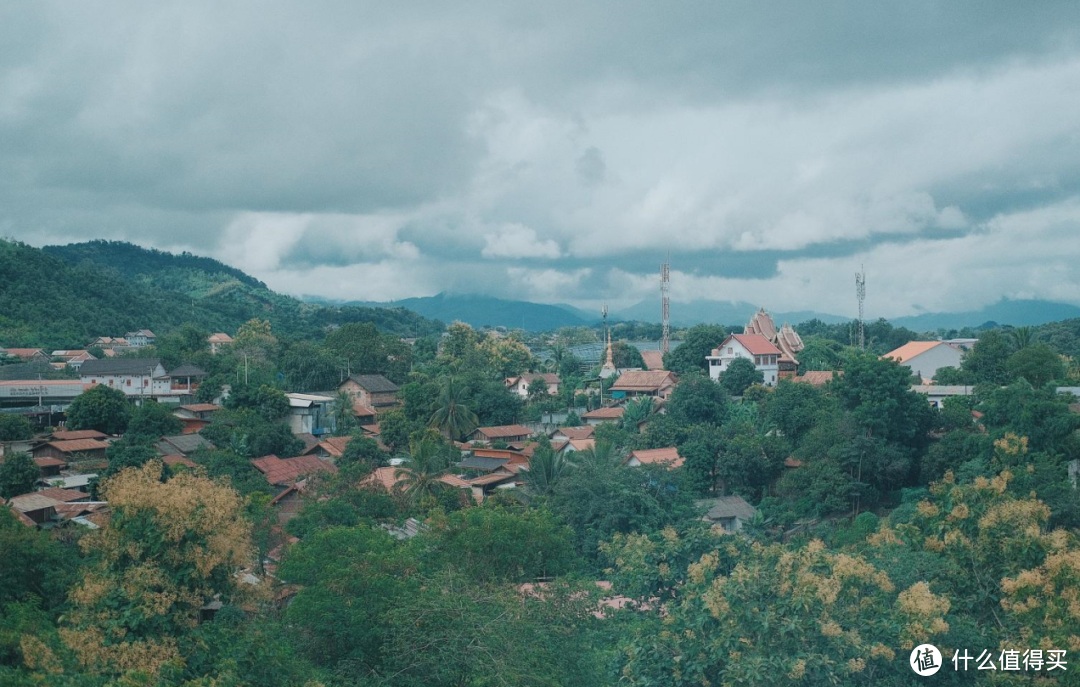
<box><xmin>244</xmin><ymin>354</ymin><xmax>249</xmax><ymax>385</ymax></box>
<box><xmin>855</xmin><ymin>265</ymin><xmax>867</xmax><ymax>349</ymax></box>
<box><xmin>661</xmin><ymin>256</ymin><xmax>671</xmax><ymax>354</ymax></box>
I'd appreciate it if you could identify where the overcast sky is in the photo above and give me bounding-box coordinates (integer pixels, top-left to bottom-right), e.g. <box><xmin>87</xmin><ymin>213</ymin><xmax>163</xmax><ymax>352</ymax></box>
<box><xmin>3</xmin><ymin>2</ymin><xmax>1080</xmax><ymax>317</ymax></box>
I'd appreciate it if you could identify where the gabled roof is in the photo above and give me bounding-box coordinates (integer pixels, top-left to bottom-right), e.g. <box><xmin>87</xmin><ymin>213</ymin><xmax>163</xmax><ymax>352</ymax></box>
<box><xmin>627</xmin><ymin>447</ymin><xmax>683</xmax><ymax>468</ymax></box>
<box><xmin>252</xmin><ymin>454</ymin><xmax>337</xmax><ymax>486</ymax></box>
<box><xmin>713</xmin><ymin>334</ymin><xmax>781</xmax><ymax>357</ymax></box>
<box><xmin>35</xmin><ymin>488</ymin><xmax>90</xmax><ymax>503</ymax></box>
<box><xmin>207</xmin><ymin>333</ymin><xmax>234</xmax><ymax>343</ymax></box>
<box><xmin>581</xmin><ymin>406</ymin><xmax>624</xmax><ymax>419</ymax></box>
<box><xmin>508</xmin><ymin>372</ymin><xmax>561</xmax><ymax>386</ymax></box>
<box><xmin>458</xmin><ymin>455</ymin><xmax>509</xmax><ymax>471</ymax></box>
<box><xmin>1</xmin><ymin>348</ymin><xmax>47</xmax><ymax>359</ymax></box>
<box><xmin>610</xmin><ymin>370</ymin><xmax>678</xmax><ymax>392</ymax></box>
<box><xmin>157</xmin><ymin>434</ymin><xmax>214</xmax><ymax>456</ymax></box>
<box><xmin>790</xmin><ymin>371</ymin><xmax>839</xmax><ymax>386</ymax></box>
<box><xmin>39</xmin><ymin>438</ymin><xmax>110</xmax><ymax>453</ymax></box>
<box><xmin>359</xmin><ymin>466</ymin><xmax>405</xmax><ymax>491</ymax></box>
<box><xmin>698</xmin><ymin>495</ymin><xmax>756</xmax><ymax>521</ymax></box>
<box><xmin>473</xmin><ymin>424</ymin><xmax>532</xmax><ymax>439</ymax></box>
<box><xmin>344</xmin><ymin>374</ymin><xmax>400</xmax><ymax>393</ymax></box>
<box><xmin>51</xmin><ymin>429</ymin><xmax>107</xmax><ymax>441</ymax></box>
<box><xmin>639</xmin><ymin>350</ymin><xmax>664</xmax><ymax>371</ymax></box>
<box><xmin>126</xmin><ymin>329</ymin><xmax>156</xmax><ymax>338</ymax></box>
<box><xmin>306</xmin><ymin>436</ymin><xmax>352</xmax><ymax>458</ymax></box>
<box><xmin>80</xmin><ymin>358</ymin><xmax>163</xmax><ymax>376</ymax></box>
<box><xmin>551</xmin><ymin>425</ymin><xmax>595</xmax><ymax>440</ymax></box>
<box><xmin>883</xmin><ymin>341</ymin><xmax>951</xmax><ymax>364</ymax></box>
<box><xmin>563</xmin><ymin>438</ymin><xmax>596</xmax><ymax>452</ymax></box>
<box><xmin>745</xmin><ymin>308</ymin><xmax>778</xmax><ymax>341</ymax></box>
<box><xmin>167</xmin><ymin>364</ymin><xmax>207</xmax><ymax>378</ymax></box>
<box><xmin>178</xmin><ymin>403</ymin><xmax>221</xmax><ymax>413</ymax></box>
<box><xmin>8</xmin><ymin>493</ymin><xmax>61</xmax><ymax>513</ymax></box>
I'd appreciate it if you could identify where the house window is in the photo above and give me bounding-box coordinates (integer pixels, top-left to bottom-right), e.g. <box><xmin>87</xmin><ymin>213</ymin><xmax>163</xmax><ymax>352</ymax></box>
<box><xmin>727</xmin><ymin>347</ymin><xmax>732</xmax><ymax>354</ymax></box>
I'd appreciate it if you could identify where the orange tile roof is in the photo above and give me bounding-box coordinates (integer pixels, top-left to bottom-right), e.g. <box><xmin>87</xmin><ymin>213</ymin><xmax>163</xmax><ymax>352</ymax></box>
<box><xmin>315</xmin><ymin>436</ymin><xmax>352</xmax><ymax>458</ymax></box>
<box><xmin>553</xmin><ymin>425</ymin><xmax>595</xmax><ymax>440</ymax></box>
<box><xmin>582</xmin><ymin>406</ymin><xmax>624</xmax><ymax>419</ymax></box>
<box><xmin>178</xmin><ymin>403</ymin><xmax>221</xmax><ymax>413</ymax></box>
<box><xmin>34</xmin><ymin>457</ymin><xmax>66</xmax><ymax>468</ymax></box>
<box><xmin>438</xmin><ymin>473</ymin><xmax>471</xmax><ymax>488</ymax></box>
<box><xmin>565</xmin><ymin>438</ymin><xmax>596</xmax><ymax>452</ymax></box>
<box><xmin>627</xmin><ymin>447</ymin><xmax>683</xmax><ymax>468</ymax></box>
<box><xmin>360</xmin><ymin>466</ymin><xmax>406</xmax><ymax>491</ymax></box>
<box><xmin>639</xmin><ymin>350</ymin><xmax>664</xmax><ymax>371</ymax></box>
<box><xmin>790</xmin><ymin>371</ymin><xmax>839</xmax><ymax>386</ymax></box>
<box><xmin>610</xmin><ymin>370</ymin><xmax>678</xmax><ymax>392</ymax></box>
<box><xmin>883</xmin><ymin>341</ymin><xmax>947</xmax><ymax>364</ymax></box>
<box><xmin>252</xmin><ymin>455</ymin><xmax>337</xmax><ymax>486</ymax></box>
<box><xmin>473</xmin><ymin>424</ymin><xmax>532</xmax><ymax>439</ymax></box>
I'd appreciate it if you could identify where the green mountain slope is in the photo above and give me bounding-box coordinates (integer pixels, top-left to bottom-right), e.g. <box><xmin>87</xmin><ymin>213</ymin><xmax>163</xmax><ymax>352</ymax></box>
<box><xmin>342</xmin><ymin>292</ymin><xmax>590</xmax><ymax>331</ymax></box>
<box><xmin>0</xmin><ymin>240</ymin><xmax>441</xmax><ymax>349</ymax></box>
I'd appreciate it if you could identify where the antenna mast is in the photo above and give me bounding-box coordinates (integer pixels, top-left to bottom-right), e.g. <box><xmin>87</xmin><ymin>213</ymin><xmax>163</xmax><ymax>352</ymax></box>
<box><xmin>661</xmin><ymin>257</ymin><xmax>671</xmax><ymax>354</ymax></box>
<box><xmin>855</xmin><ymin>265</ymin><xmax>866</xmax><ymax>349</ymax></box>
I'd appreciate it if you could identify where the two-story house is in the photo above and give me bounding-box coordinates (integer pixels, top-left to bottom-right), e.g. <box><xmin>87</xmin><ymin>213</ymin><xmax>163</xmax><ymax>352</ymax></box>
<box><xmin>80</xmin><ymin>358</ymin><xmax>171</xmax><ymax>396</ymax></box>
<box><xmin>124</xmin><ymin>330</ymin><xmax>157</xmax><ymax>348</ymax></box>
<box><xmin>707</xmin><ymin>333</ymin><xmax>783</xmax><ymax>387</ymax></box>
<box><xmin>337</xmin><ymin>374</ymin><xmax>400</xmax><ymax>412</ymax></box>
<box><xmin>505</xmin><ymin>373</ymin><xmax>561</xmax><ymax>398</ymax></box>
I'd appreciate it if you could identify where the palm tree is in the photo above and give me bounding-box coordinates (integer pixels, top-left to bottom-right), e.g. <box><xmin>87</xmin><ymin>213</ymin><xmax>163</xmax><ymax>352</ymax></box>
<box><xmin>330</xmin><ymin>389</ymin><xmax>358</xmax><ymax>436</ymax></box>
<box><xmin>620</xmin><ymin>396</ymin><xmax>656</xmax><ymax>430</ymax></box>
<box><xmin>547</xmin><ymin>344</ymin><xmax>568</xmax><ymax>373</ymax></box>
<box><xmin>524</xmin><ymin>439</ymin><xmax>567</xmax><ymax>495</ymax></box>
<box><xmin>428</xmin><ymin>377</ymin><xmax>479</xmax><ymax>441</ymax></box>
<box><xmin>395</xmin><ymin>437</ymin><xmax>451</xmax><ymax>505</ymax></box>
<box><xmin>1011</xmin><ymin>326</ymin><xmax>1034</xmax><ymax>350</ymax></box>
<box><xmin>571</xmin><ymin>439</ymin><xmax>622</xmax><ymax>470</ymax></box>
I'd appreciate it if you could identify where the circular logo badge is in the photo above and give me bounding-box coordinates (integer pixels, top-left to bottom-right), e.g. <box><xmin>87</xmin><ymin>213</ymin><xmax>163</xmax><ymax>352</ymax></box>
<box><xmin>910</xmin><ymin>644</ymin><xmax>943</xmax><ymax>676</ymax></box>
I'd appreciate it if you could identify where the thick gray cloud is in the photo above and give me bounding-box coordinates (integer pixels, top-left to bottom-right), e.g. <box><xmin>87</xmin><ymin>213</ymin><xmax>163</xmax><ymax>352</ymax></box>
<box><xmin>3</xmin><ymin>1</ymin><xmax>1080</xmax><ymax>316</ymax></box>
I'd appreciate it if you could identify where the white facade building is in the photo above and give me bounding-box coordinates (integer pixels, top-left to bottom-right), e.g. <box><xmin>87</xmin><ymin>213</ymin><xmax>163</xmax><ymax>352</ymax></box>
<box><xmin>706</xmin><ymin>334</ymin><xmax>783</xmax><ymax>387</ymax></box>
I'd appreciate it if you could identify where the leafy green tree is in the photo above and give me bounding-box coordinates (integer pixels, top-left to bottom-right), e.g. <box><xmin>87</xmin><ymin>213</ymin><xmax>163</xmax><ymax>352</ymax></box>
<box><xmin>1006</xmin><ymin>342</ymin><xmax>1065</xmax><ymax>387</ymax></box>
<box><xmin>962</xmin><ymin>330</ymin><xmax>1013</xmax><ymax>386</ymax></box>
<box><xmin>526</xmin><ymin>376</ymin><xmax>550</xmax><ymax>403</ymax></box>
<box><xmin>194</xmin><ymin>448</ymin><xmax>274</xmax><ymax>496</ymax></box>
<box><xmin>280</xmin><ymin>525</ymin><xmax>416</xmax><ymax>670</ymax></box>
<box><xmin>667</xmin><ymin>373</ymin><xmax>731</xmax><ymax>425</ymax></box>
<box><xmin>570</xmin><ymin>438</ymin><xmax>622</xmax><ymax>470</ymax></box>
<box><xmin>0</xmin><ymin>452</ymin><xmax>38</xmax><ymax>499</ymax></box>
<box><xmin>932</xmin><ymin>364</ymin><xmax>972</xmax><ymax>385</ymax></box>
<box><xmin>326</xmin><ymin>322</ymin><xmax>413</xmax><ymax>383</ymax></box>
<box><xmin>125</xmin><ymin>400</ymin><xmax>182</xmax><ymax>438</ymax></box>
<box><xmin>834</xmin><ymin>349</ymin><xmax>933</xmax><ymax>449</ymax></box>
<box><xmin>0</xmin><ymin>415</ymin><xmax>32</xmax><ymax>442</ymax></box>
<box><xmin>761</xmin><ymin>379</ymin><xmax>830</xmax><ymax>445</ymax></box>
<box><xmin>419</xmin><ymin>505</ymin><xmax>578</xmax><ymax>583</ymax></box>
<box><xmin>1009</xmin><ymin>325</ymin><xmax>1035</xmax><ymax>350</ymax></box>
<box><xmin>339</xmin><ymin>434</ymin><xmax>385</xmax><ymax>469</ymax></box>
<box><xmin>224</xmin><ymin>383</ymin><xmax>289</xmax><ymax>421</ymax></box>
<box><xmin>612</xmin><ymin>341</ymin><xmax>645</xmax><ymax>369</ymax></box>
<box><xmin>663</xmin><ymin>324</ymin><xmax>726</xmax><ymax>375</ymax></box>
<box><xmin>199</xmin><ymin>409</ymin><xmax>302</xmax><ymax>458</ymax></box>
<box><xmin>0</xmin><ymin>507</ymin><xmax>79</xmax><ymax>609</ymax></box>
<box><xmin>719</xmin><ymin>356</ymin><xmax>763</xmax><ymax>395</ymax></box>
<box><xmin>620</xmin><ymin>396</ymin><xmax>656</xmax><ymax>430</ymax></box>
<box><xmin>378</xmin><ymin>409</ymin><xmax>421</xmax><ymax>454</ymax></box>
<box><xmin>66</xmin><ymin>384</ymin><xmax>130</xmax><ymax>435</ymax></box>
<box><xmin>428</xmin><ymin>377</ymin><xmax>479</xmax><ymax>441</ymax></box>
<box><xmin>278</xmin><ymin>340</ymin><xmax>341</xmax><ymax>392</ymax></box>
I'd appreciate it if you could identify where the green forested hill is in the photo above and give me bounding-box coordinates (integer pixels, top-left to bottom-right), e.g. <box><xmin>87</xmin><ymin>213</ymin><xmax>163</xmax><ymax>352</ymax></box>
<box><xmin>0</xmin><ymin>239</ymin><xmax>442</xmax><ymax>349</ymax></box>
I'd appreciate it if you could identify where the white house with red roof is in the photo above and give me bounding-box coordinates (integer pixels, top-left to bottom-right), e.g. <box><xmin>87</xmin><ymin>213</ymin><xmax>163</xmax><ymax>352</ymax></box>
<box><xmin>706</xmin><ymin>333</ymin><xmax>783</xmax><ymax>386</ymax></box>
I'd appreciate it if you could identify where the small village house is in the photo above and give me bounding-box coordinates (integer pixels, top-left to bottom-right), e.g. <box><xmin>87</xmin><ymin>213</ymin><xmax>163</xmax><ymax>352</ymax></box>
<box><xmin>337</xmin><ymin>374</ymin><xmax>401</xmax><ymax>411</ymax></box>
<box><xmin>581</xmin><ymin>406</ymin><xmax>624</xmax><ymax>425</ymax></box>
<box><xmin>285</xmin><ymin>393</ymin><xmax>336</xmax><ymax>436</ymax></box>
<box><xmin>549</xmin><ymin>425</ymin><xmax>595</xmax><ymax>442</ymax></box>
<box><xmin>505</xmin><ymin>373</ymin><xmax>561</xmax><ymax>398</ymax></box>
<box><xmin>467</xmin><ymin>424</ymin><xmax>532</xmax><ymax>443</ymax></box>
<box><xmin>883</xmin><ymin>341</ymin><xmax>965</xmax><ymax>383</ymax></box>
<box><xmin>124</xmin><ymin>330</ymin><xmax>157</xmax><ymax>348</ymax></box>
<box><xmin>0</xmin><ymin>348</ymin><xmax>49</xmax><ymax>362</ymax></box>
<box><xmin>625</xmin><ymin>447</ymin><xmax>683</xmax><ymax>469</ymax></box>
<box><xmin>696</xmin><ymin>495</ymin><xmax>757</xmax><ymax>532</ymax></box>
<box><xmin>80</xmin><ymin>358</ymin><xmax>171</xmax><ymax>396</ymax></box>
<box><xmin>609</xmin><ymin>370</ymin><xmax>678</xmax><ymax>399</ymax></box>
<box><xmin>252</xmin><ymin>454</ymin><xmax>337</xmax><ymax>488</ymax></box>
<box><xmin>32</xmin><ymin>438</ymin><xmax>110</xmax><ymax>464</ymax></box>
<box><xmin>910</xmin><ymin>384</ymin><xmax>975</xmax><ymax>409</ymax></box>
<box><xmin>207</xmin><ymin>332</ymin><xmax>234</xmax><ymax>354</ymax></box>
<box><xmin>173</xmin><ymin>403</ymin><xmax>221</xmax><ymax>433</ymax></box>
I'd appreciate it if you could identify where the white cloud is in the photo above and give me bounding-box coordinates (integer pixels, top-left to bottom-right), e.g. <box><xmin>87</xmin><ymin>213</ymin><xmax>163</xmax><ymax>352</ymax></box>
<box><xmin>481</xmin><ymin>223</ymin><xmax>561</xmax><ymax>259</ymax></box>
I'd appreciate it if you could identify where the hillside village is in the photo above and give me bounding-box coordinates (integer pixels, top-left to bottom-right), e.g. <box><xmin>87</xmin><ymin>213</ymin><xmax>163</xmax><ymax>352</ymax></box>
<box><xmin>4</xmin><ymin>245</ymin><xmax>1080</xmax><ymax>684</ymax></box>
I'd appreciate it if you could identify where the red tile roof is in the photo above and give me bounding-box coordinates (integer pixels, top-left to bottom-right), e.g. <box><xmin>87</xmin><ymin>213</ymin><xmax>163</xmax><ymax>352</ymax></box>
<box><xmin>252</xmin><ymin>454</ymin><xmax>337</xmax><ymax>486</ymax></box>
<box><xmin>41</xmin><ymin>439</ymin><xmax>110</xmax><ymax>453</ymax></box>
<box><xmin>627</xmin><ymin>447</ymin><xmax>683</xmax><ymax>468</ymax></box>
<box><xmin>34</xmin><ymin>456</ymin><xmax>66</xmax><ymax>468</ymax></box>
<box><xmin>360</xmin><ymin>466</ymin><xmax>406</xmax><ymax>491</ymax></box>
<box><xmin>179</xmin><ymin>403</ymin><xmax>221</xmax><ymax>413</ymax></box>
<box><xmin>51</xmin><ymin>429</ymin><xmax>107</xmax><ymax>441</ymax></box>
<box><xmin>722</xmin><ymin>334</ymin><xmax>782</xmax><ymax>357</ymax></box>
<box><xmin>34</xmin><ymin>488</ymin><xmax>90</xmax><ymax>502</ymax></box>
<box><xmin>314</xmin><ymin>436</ymin><xmax>351</xmax><ymax>458</ymax></box>
<box><xmin>163</xmin><ymin>455</ymin><xmax>198</xmax><ymax>469</ymax></box>
<box><xmin>473</xmin><ymin>424</ymin><xmax>532</xmax><ymax>439</ymax></box>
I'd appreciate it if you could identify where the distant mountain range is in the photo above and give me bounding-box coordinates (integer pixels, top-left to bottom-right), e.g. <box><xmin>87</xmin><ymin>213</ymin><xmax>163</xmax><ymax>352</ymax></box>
<box><xmin>614</xmin><ymin>299</ymin><xmax>848</xmax><ymax>327</ymax></box>
<box><xmin>341</xmin><ymin>293</ymin><xmax>1080</xmax><ymax>333</ymax></box>
<box><xmin>890</xmin><ymin>299</ymin><xmax>1080</xmax><ymax>331</ymax></box>
<box><xmin>333</xmin><ymin>293</ymin><xmax>592</xmax><ymax>331</ymax></box>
